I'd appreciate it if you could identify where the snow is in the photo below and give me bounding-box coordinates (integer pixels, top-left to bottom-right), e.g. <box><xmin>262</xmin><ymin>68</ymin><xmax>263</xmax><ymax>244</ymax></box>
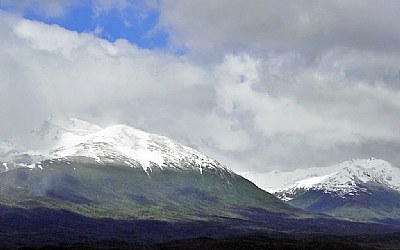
<box><xmin>294</xmin><ymin>173</ymin><xmax>338</xmax><ymax>189</ymax></box>
<box><xmin>26</xmin><ymin>163</ymin><xmax>36</xmax><ymax>169</ymax></box>
<box><xmin>256</xmin><ymin>158</ymin><xmax>400</xmax><ymax>200</ymax></box>
<box><xmin>0</xmin><ymin>117</ymin><xmax>232</xmax><ymax>175</ymax></box>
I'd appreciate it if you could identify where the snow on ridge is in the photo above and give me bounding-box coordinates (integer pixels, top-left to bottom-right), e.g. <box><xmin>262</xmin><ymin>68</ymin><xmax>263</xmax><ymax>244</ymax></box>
<box><xmin>0</xmin><ymin>117</ymin><xmax>232</xmax><ymax>175</ymax></box>
<box><xmin>256</xmin><ymin>158</ymin><xmax>400</xmax><ymax>200</ymax></box>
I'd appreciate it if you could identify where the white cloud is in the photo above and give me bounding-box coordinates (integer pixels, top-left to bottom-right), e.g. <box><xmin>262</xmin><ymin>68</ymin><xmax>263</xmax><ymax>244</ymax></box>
<box><xmin>0</xmin><ymin>13</ymin><xmax>252</xmax><ymax>156</ymax></box>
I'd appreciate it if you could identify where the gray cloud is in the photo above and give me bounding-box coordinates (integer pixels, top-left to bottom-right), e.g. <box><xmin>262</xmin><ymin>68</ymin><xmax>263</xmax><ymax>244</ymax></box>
<box><xmin>158</xmin><ymin>0</ymin><xmax>400</xmax><ymax>60</ymax></box>
<box><xmin>155</xmin><ymin>0</ymin><xmax>400</xmax><ymax>171</ymax></box>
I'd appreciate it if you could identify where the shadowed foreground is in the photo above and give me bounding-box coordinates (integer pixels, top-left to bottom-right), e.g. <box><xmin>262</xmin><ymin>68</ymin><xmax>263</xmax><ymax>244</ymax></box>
<box><xmin>0</xmin><ymin>205</ymin><xmax>400</xmax><ymax>249</ymax></box>
<box><xmin>10</xmin><ymin>234</ymin><xmax>400</xmax><ymax>250</ymax></box>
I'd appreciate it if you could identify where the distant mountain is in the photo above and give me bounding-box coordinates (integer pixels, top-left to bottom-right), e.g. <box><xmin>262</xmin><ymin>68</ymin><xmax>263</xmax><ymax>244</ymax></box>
<box><xmin>261</xmin><ymin>158</ymin><xmax>400</xmax><ymax>221</ymax></box>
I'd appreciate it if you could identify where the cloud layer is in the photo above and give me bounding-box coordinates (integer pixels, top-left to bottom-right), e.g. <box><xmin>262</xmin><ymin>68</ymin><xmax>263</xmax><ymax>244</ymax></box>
<box><xmin>1</xmin><ymin>1</ymin><xmax>400</xmax><ymax>175</ymax></box>
<box><xmin>158</xmin><ymin>0</ymin><xmax>400</xmax><ymax>60</ymax></box>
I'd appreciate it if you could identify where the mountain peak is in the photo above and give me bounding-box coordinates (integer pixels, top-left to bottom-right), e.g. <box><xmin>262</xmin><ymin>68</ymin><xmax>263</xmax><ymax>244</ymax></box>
<box><xmin>2</xmin><ymin>117</ymin><xmax>231</xmax><ymax>176</ymax></box>
<box><xmin>24</xmin><ymin>116</ymin><xmax>102</xmax><ymax>152</ymax></box>
<box><xmin>255</xmin><ymin>158</ymin><xmax>400</xmax><ymax>221</ymax></box>
<box><xmin>260</xmin><ymin>158</ymin><xmax>400</xmax><ymax>201</ymax></box>
<box><xmin>33</xmin><ymin>116</ymin><xmax>102</xmax><ymax>136</ymax></box>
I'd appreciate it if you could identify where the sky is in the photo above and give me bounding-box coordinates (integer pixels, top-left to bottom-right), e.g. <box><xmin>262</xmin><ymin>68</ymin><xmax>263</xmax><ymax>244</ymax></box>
<box><xmin>1</xmin><ymin>0</ymin><xmax>400</xmax><ymax>179</ymax></box>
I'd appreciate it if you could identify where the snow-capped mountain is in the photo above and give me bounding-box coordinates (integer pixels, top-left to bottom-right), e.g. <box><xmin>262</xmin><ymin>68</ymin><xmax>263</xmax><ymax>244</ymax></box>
<box><xmin>258</xmin><ymin>158</ymin><xmax>400</xmax><ymax>221</ymax></box>
<box><xmin>0</xmin><ymin>116</ymin><xmax>231</xmax><ymax>175</ymax></box>
<box><xmin>0</xmin><ymin>116</ymin><xmax>301</xmax><ymax>224</ymax></box>
<box><xmin>262</xmin><ymin>158</ymin><xmax>400</xmax><ymax>201</ymax></box>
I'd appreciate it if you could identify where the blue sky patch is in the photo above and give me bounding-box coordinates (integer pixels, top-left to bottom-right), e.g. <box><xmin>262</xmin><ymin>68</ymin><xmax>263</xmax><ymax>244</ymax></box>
<box><xmin>0</xmin><ymin>2</ymin><xmax>168</xmax><ymax>50</ymax></box>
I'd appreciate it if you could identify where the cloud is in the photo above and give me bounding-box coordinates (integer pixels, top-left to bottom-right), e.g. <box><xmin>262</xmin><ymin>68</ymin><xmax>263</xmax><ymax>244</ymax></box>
<box><xmin>216</xmin><ymin>54</ymin><xmax>400</xmax><ymax>141</ymax></box>
<box><xmin>91</xmin><ymin>0</ymin><xmax>152</xmax><ymax>27</ymax></box>
<box><xmin>1</xmin><ymin>2</ymin><xmax>400</xmax><ymax>175</ymax></box>
<box><xmin>0</xmin><ymin>13</ymin><xmax>250</xmax><ymax>155</ymax></box>
<box><xmin>0</xmin><ymin>0</ymin><xmax>80</xmax><ymax>17</ymax></box>
<box><xmin>153</xmin><ymin>0</ymin><xmax>400</xmax><ymax>170</ymax></box>
<box><xmin>209</xmin><ymin>53</ymin><xmax>400</xmax><ymax>171</ymax></box>
<box><xmin>158</xmin><ymin>0</ymin><xmax>400</xmax><ymax>60</ymax></box>
<box><xmin>92</xmin><ymin>0</ymin><xmax>132</xmax><ymax>15</ymax></box>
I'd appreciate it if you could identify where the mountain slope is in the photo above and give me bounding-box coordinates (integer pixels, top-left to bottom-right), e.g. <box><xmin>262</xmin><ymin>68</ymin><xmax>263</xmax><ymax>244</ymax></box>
<box><xmin>261</xmin><ymin>158</ymin><xmax>400</xmax><ymax>221</ymax></box>
<box><xmin>0</xmin><ymin>116</ymin><xmax>303</xmax><ymax>222</ymax></box>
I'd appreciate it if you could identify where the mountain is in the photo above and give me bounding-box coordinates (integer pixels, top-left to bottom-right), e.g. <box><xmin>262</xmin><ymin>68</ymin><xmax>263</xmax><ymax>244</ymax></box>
<box><xmin>3</xmin><ymin>116</ymin><xmax>233</xmax><ymax>176</ymax></box>
<box><xmin>1</xmin><ymin>118</ymin><xmax>400</xmax><ymax>247</ymax></box>
<box><xmin>0</xmin><ymin>117</ymin><xmax>322</xmax><ymax>245</ymax></box>
<box><xmin>260</xmin><ymin>158</ymin><xmax>400</xmax><ymax>221</ymax></box>
<box><xmin>1</xmin><ymin>116</ymin><xmax>290</xmax><ymax>218</ymax></box>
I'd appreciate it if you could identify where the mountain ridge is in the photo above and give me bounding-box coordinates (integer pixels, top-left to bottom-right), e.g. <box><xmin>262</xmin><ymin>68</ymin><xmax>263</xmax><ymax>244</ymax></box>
<box><xmin>0</xmin><ymin>116</ymin><xmax>232</xmax><ymax>176</ymax></box>
<box><xmin>262</xmin><ymin>158</ymin><xmax>400</xmax><ymax>200</ymax></box>
<box><xmin>259</xmin><ymin>158</ymin><xmax>400</xmax><ymax>220</ymax></box>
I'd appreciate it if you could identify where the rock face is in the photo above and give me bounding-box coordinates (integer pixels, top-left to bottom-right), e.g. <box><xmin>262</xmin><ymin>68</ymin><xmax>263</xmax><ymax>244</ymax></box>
<box><xmin>261</xmin><ymin>158</ymin><xmax>400</xmax><ymax>221</ymax></box>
